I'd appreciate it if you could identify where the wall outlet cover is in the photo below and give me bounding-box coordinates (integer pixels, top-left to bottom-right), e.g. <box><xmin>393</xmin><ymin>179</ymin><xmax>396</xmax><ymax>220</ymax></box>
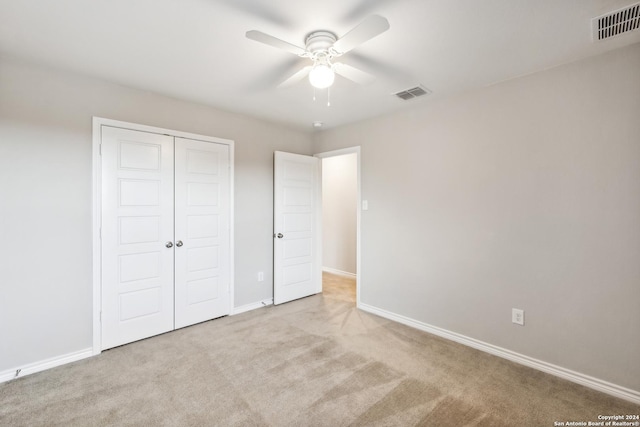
<box><xmin>512</xmin><ymin>308</ymin><xmax>525</xmax><ymax>326</ymax></box>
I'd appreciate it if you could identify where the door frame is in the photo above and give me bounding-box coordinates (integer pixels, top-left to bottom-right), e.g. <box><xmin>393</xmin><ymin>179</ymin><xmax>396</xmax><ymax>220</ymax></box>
<box><xmin>91</xmin><ymin>117</ymin><xmax>235</xmax><ymax>355</ymax></box>
<box><xmin>314</xmin><ymin>146</ymin><xmax>362</xmax><ymax>307</ymax></box>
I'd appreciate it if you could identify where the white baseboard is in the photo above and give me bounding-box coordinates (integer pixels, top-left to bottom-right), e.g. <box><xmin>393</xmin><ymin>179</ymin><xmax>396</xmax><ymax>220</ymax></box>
<box><xmin>1</xmin><ymin>298</ymin><xmax>275</xmax><ymax>383</ymax></box>
<box><xmin>0</xmin><ymin>348</ymin><xmax>94</xmax><ymax>384</ymax></box>
<box><xmin>358</xmin><ymin>303</ymin><xmax>640</xmax><ymax>405</ymax></box>
<box><xmin>232</xmin><ymin>298</ymin><xmax>273</xmax><ymax>315</ymax></box>
<box><xmin>322</xmin><ymin>267</ymin><xmax>357</xmax><ymax>279</ymax></box>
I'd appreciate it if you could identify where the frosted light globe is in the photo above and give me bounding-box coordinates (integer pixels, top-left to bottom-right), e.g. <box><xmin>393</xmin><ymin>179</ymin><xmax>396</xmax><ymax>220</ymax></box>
<box><xmin>309</xmin><ymin>64</ymin><xmax>335</xmax><ymax>89</ymax></box>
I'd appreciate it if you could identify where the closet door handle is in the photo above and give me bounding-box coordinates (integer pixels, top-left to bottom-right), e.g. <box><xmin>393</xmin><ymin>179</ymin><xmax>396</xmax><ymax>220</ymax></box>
<box><xmin>176</xmin><ymin>240</ymin><xmax>183</xmax><ymax>247</ymax></box>
<box><xmin>165</xmin><ymin>241</ymin><xmax>174</xmax><ymax>248</ymax></box>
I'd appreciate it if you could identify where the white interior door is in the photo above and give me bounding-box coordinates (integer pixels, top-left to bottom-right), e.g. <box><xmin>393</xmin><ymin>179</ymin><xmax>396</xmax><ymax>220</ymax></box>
<box><xmin>273</xmin><ymin>151</ymin><xmax>321</xmax><ymax>305</ymax></box>
<box><xmin>174</xmin><ymin>137</ymin><xmax>230</xmax><ymax>328</ymax></box>
<box><xmin>101</xmin><ymin>126</ymin><xmax>175</xmax><ymax>349</ymax></box>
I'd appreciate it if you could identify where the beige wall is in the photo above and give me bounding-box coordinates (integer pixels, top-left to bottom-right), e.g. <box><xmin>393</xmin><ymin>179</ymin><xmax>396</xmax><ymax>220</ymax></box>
<box><xmin>313</xmin><ymin>43</ymin><xmax>640</xmax><ymax>391</ymax></box>
<box><xmin>322</xmin><ymin>153</ymin><xmax>358</xmax><ymax>275</ymax></box>
<box><xmin>0</xmin><ymin>56</ymin><xmax>312</xmax><ymax>372</ymax></box>
<box><xmin>2</xmin><ymin>41</ymin><xmax>639</xmax><ymax>395</ymax></box>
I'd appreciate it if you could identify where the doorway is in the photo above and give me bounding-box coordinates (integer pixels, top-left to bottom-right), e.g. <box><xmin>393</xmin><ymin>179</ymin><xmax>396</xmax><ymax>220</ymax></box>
<box><xmin>315</xmin><ymin>147</ymin><xmax>361</xmax><ymax>306</ymax></box>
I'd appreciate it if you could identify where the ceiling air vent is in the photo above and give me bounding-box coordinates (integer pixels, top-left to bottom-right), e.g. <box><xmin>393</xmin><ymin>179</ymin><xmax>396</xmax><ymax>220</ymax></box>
<box><xmin>394</xmin><ymin>85</ymin><xmax>431</xmax><ymax>100</ymax></box>
<box><xmin>592</xmin><ymin>3</ymin><xmax>640</xmax><ymax>41</ymax></box>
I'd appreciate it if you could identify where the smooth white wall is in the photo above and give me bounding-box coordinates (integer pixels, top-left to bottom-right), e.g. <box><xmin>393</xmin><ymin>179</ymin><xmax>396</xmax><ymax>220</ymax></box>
<box><xmin>313</xmin><ymin>43</ymin><xmax>640</xmax><ymax>392</ymax></box>
<box><xmin>322</xmin><ymin>154</ymin><xmax>357</xmax><ymax>275</ymax></box>
<box><xmin>0</xmin><ymin>56</ymin><xmax>312</xmax><ymax>373</ymax></box>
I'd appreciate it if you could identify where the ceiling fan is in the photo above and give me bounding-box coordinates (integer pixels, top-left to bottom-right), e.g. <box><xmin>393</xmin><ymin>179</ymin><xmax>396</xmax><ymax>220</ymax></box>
<box><xmin>246</xmin><ymin>15</ymin><xmax>390</xmax><ymax>90</ymax></box>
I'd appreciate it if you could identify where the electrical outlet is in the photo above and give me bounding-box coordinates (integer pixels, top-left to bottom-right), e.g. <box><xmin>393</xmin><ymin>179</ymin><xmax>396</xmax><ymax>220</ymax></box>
<box><xmin>512</xmin><ymin>308</ymin><xmax>524</xmax><ymax>326</ymax></box>
<box><xmin>257</xmin><ymin>272</ymin><xmax>264</xmax><ymax>282</ymax></box>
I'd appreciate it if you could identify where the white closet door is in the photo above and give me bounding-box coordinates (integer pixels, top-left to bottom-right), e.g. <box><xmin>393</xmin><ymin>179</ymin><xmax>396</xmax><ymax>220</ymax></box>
<box><xmin>101</xmin><ymin>126</ymin><xmax>175</xmax><ymax>350</ymax></box>
<box><xmin>174</xmin><ymin>137</ymin><xmax>230</xmax><ymax>328</ymax></box>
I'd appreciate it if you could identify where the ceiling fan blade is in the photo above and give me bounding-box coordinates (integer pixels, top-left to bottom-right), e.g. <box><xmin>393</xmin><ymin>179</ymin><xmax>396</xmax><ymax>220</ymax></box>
<box><xmin>246</xmin><ymin>30</ymin><xmax>307</xmax><ymax>56</ymax></box>
<box><xmin>278</xmin><ymin>66</ymin><xmax>313</xmax><ymax>88</ymax></box>
<box><xmin>333</xmin><ymin>62</ymin><xmax>376</xmax><ymax>85</ymax></box>
<box><xmin>332</xmin><ymin>15</ymin><xmax>390</xmax><ymax>55</ymax></box>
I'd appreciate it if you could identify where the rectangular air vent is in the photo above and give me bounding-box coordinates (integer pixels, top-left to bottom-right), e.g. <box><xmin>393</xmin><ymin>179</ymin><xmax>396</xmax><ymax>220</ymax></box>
<box><xmin>592</xmin><ymin>3</ymin><xmax>640</xmax><ymax>41</ymax></box>
<box><xmin>394</xmin><ymin>85</ymin><xmax>431</xmax><ymax>100</ymax></box>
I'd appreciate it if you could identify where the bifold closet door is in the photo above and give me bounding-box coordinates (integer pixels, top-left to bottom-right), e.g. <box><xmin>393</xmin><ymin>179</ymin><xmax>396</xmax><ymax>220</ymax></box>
<box><xmin>101</xmin><ymin>126</ymin><xmax>175</xmax><ymax>350</ymax></box>
<box><xmin>174</xmin><ymin>137</ymin><xmax>230</xmax><ymax>328</ymax></box>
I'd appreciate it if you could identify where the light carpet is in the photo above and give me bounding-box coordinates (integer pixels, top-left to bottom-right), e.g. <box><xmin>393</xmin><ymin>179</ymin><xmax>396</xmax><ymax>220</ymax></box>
<box><xmin>1</xmin><ymin>273</ymin><xmax>637</xmax><ymax>426</ymax></box>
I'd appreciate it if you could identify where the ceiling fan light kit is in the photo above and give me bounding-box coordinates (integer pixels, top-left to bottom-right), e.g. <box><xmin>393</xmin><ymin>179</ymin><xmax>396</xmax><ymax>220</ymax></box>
<box><xmin>246</xmin><ymin>15</ymin><xmax>390</xmax><ymax>93</ymax></box>
<box><xmin>309</xmin><ymin>63</ymin><xmax>335</xmax><ymax>89</ymax></box>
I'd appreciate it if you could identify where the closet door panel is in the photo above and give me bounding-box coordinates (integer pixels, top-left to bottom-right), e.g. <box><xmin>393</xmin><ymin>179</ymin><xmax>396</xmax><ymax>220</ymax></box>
<box><xmin>174</xmin><ymin>137</ymin><xmax>230</xmax><ymax>328</ymax></box>
<box><xmin>101</xmin><ymin>126</ymin><xmax>175</xmax><ymax>350</ymax></box>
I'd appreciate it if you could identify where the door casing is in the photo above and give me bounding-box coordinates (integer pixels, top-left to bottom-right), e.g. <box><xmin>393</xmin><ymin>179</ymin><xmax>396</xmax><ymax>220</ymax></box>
<box><xmin>92</xmin><ymin>117</ymin><xmax>234</xmax><ymax>355</ymax></box>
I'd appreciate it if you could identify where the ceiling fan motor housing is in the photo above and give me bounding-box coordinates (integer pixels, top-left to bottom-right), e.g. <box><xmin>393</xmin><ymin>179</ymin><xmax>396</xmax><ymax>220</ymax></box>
<box><xmin>305</xmin><ymin>31</ymin><xmax>337</xmax><ymax>56</ymax></box>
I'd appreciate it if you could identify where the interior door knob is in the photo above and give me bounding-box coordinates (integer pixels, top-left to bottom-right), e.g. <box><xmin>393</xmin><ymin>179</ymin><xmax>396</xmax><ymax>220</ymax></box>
<box><xmin>165</xmin><ymin>241</ymin><xmax>174</xmax><ymax>248</ymax></box>
<box><xmin>176</xmin><ymin>240</ymin><xmax>183</xmax><ymax>247</ymax></box>
<box><xmin>276</xmin><ymin>233</ymin><xmax>284</xmax><ymax>239</ymax></box>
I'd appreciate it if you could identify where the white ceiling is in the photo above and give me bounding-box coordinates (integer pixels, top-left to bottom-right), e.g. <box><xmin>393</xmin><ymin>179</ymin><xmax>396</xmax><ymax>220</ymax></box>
<box><xmin>1</xmin><ymin>0</ymin><xmax>639</xmax><ymax>132</ymax></box>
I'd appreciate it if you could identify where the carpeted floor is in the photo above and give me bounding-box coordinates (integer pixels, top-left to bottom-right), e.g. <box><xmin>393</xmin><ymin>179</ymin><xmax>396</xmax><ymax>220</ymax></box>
<box><xmin>1</xmin><ymin>272</ymin><xmax>638</xmax><ymax>426</ymax></box>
